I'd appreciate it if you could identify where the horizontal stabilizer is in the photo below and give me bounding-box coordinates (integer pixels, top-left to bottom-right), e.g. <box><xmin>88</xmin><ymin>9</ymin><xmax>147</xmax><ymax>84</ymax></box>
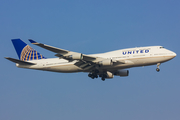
<box><xmin>5</xmin><ymin>57</ymin><xmax>36</xmax><ymax>65</ymax></box>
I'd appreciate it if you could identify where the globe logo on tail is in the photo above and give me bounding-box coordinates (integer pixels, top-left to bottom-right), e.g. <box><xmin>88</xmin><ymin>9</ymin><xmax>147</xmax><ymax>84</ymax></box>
<box><xmin>20</xmin><ymin>45</ymin><xmax>45</xmax><ymax>61</ymax></box>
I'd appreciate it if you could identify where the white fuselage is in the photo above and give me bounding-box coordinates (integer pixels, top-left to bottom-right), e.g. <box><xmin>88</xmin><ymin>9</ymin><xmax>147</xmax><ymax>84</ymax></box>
<box><xmin>16</xmin><ymin>46</ymin><xmax>176</xmax><ymax>73</ymax></box>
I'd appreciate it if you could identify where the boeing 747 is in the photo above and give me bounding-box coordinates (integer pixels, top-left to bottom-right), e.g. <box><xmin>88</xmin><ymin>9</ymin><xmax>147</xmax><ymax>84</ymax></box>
<box><xmin>5</xmin><ymin>39</ymin><xmax>176</xmax><ymax>81</ymax></box>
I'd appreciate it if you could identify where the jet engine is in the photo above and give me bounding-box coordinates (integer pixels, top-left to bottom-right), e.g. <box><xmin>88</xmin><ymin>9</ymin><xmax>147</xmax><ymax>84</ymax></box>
<box><xmin>66</xmin><ymin>53</ymin><xmax>83</xmax><ymax>60</ymax></box>
<box><xmin>114</xmin><ymin>70</ymin><xmax>129</xmax><ymax>77</ymax></box>
<box><xmin>106</xmin><ymin>71</ymin><xmax>114</xmax><ymax>78</ymax></box>
<box><xmin>99</xmin><ymin>71</ymin><xmax>114</xmax><ymax>79</ymax></box>
<box><xmin>99</xmin><ymin>59</ymin><xmax>113</xmax><ymax>66</ymax></box>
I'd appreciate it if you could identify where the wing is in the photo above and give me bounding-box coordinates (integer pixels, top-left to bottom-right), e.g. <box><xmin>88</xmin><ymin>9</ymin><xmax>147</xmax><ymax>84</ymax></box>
<box><xmin>29</xmin><ymin>39</ymin><xmax>69</xmax><ymax>55</ymax></box>
<box><xmin>28</xmin><ymin>39</ymin><xmax>125</xmax><ymax>71</ymax></box>
<box><xmin>29</xmin><ymin>39</ymin><xmax>97</xmax><ymax>62</ymax></box>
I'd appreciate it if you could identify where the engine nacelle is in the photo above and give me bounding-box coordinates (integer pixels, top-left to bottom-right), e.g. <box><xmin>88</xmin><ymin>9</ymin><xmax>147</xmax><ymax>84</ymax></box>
<box><xmin>106</xmin><ymin>71</ymin><xmax>114</xmax><ymax>78</ymax></box>
<box><xmin>66</xmin><ymin>53</ymin><xmax>83</xmax><ymax>60</ymax></box>
<box><xmin>114</xmin><ymin>70</ymin><xmax>129</xmax><ymax>77</ymax></box>
<box><xmin>100</xmin><ymin>71</ymin><xmax>114</xmax><ymax>78</ymax></box>
<box><xmin>99</xmin><ymin>59</ymin><xmax>113</xmax><ymax>66</ymax></box>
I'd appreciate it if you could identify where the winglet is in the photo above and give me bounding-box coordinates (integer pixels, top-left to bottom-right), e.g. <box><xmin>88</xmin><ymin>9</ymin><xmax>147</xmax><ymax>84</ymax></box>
<box><xmin>28</xmin><ymin>39</ymin><xmax>38</xmax><ymax>44</ymax></box>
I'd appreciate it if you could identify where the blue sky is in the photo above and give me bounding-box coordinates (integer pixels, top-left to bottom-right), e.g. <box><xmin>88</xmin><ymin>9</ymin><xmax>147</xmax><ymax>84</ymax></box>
<box><xmin>0</xmin><ymin>0</ymin><xmax>180</xmax><ymax>120</ymax></box>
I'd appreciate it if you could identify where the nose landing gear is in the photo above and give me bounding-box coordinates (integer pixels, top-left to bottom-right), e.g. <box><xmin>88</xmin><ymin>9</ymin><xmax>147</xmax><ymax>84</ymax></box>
<box><xmin>156</xmin><ymin>63</ymin><xmax>161</xmax><ymax>72</ymax></box>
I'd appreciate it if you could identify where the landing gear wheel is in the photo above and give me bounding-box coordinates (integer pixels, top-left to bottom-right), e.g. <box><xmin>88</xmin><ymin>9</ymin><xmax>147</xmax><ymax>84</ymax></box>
<box><xmin>156</xmin><ymin>68</ymin><xmax>160</xmax><ymax>72</ymax></box>
<box><xmin>101</xmin><ymin>77</ymin><xmax>105</xmax><ymax>81</ymax></box>
<box><xmin>88</xmin><ymin>74</ymin><xmax>92</xmax><ymax>77</ymax></box>
<box><xmin>88</xmin><ymin>70</ymin><xmax>99</xmax><ymax>79</ymax></box>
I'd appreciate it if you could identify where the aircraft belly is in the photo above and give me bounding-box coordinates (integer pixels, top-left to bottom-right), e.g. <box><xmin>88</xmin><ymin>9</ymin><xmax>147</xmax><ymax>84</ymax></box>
<box><xmin>102</xmin><ymin>56</ymin><xmax>175</xmax><ymax>70</ymax></box>
<box><xmin>45</xmin><ymin>64</ymin><xmax>82</xmax><ymax>73</ymax></box>
<box><xmin>124</xmin><ymin>56</ymin><xmax>174</xmax><ymax>67</ymax></box>
<box><xmin>17</xmin><ymin>56</ymin><xmax>174</xmax><ymax>73</ymax></box>
<box><xmin>132</xmin><ymin>56</ymin><xmax>174</xmax><ymax>65</ymax></box>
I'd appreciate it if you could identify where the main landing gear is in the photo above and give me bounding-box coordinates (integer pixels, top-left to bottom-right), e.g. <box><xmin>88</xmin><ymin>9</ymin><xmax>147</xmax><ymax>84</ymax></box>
<box><xmin>88</xmin><ymin>73</ymin><xmax>98</xmax><ymax>79</ymax></box>
<box><xmin>88</xmin><ymin>70</ymin><xmax>99</xmax><ymax>79</ymax></box>
<box><xmin>99</xmin><ymin>74</ymin><xmax>106</xmax><ymax>81</ymax></box>
<box><xmin>101</xmin><ymin>77</ymin><xmax>105</xmax><ymax>81</ymax></box>
<box><xmin>88</xmin><ymin>70</ymin><xmax>106</xmax><ymax>81</ymax></box>
<box><xmin>156</xmin><ymin>63</ymin><xmax>161</xmax><ymax>72</ymax></box>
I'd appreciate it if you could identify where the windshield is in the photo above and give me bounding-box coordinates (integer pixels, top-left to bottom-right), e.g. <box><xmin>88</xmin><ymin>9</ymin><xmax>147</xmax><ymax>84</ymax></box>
<box><xmin>160</xmin><ymin>46</ymin><xmax>165</xmax><ymax>49</ymax></box>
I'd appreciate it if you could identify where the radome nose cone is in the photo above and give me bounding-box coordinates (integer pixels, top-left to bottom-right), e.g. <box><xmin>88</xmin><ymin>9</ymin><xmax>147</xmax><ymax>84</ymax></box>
<box><xmin>172</xmin><ymin>52</ymin><xmax>177</xmax><ymax>57</ymax></box>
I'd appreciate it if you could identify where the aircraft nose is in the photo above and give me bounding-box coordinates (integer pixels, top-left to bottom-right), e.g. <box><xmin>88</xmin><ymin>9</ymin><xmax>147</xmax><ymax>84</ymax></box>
<box><xmin>173</xmin><ymin>52</ymin><xmax>177</xmax><ymax>57</ymax></box>
<box><xmin>170</xmin><ymin>51</ymin><xmax>177</xmax><ymax>58</ymax></box>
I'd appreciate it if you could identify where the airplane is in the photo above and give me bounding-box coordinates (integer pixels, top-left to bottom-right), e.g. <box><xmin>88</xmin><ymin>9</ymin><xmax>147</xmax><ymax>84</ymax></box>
<box><xmin>5</xmin><ymin>39</ymin><xmax>176</xmax><ymax>81</ymax></box>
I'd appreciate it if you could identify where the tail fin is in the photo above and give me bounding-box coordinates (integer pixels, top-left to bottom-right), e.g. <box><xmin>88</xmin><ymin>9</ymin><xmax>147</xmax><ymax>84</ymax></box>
<box><xmin>12</xmin><ymin>39</ymin><xmax>46</xmax><ymax>61</ymax></box>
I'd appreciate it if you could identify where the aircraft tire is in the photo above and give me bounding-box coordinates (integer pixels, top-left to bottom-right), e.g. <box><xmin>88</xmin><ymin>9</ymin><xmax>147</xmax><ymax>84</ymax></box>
<box><xmin>101</xmin><ymin>77</ymin><xmax>105</xmax><ymax>81</ymax></box>
<box><xmin>156</xmin><ymin>68</ymin><xmax>160</xmax><ymax>72</ymax></box>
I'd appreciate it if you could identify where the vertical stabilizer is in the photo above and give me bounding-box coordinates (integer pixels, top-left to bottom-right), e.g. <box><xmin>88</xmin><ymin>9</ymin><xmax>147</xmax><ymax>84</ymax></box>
<box><xmin>12</xmin><ymin>39</ymin><xmax>46</xmax><ymax>61</ymax></box>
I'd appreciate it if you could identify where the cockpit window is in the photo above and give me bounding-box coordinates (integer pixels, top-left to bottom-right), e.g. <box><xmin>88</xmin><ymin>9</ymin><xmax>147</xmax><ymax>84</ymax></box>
<box><xmin>160</xmin><ymin>47</ymin><xmax>165</xmax><ymax>49</ymax></box>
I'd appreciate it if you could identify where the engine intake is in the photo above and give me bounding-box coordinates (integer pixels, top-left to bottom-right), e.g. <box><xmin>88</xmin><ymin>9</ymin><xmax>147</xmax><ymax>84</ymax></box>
<box><xmin>100</xmin><ymin>71</ymin><xmax>114</xmax><ymax>79</ymax></box>
<box><xmin>99</xmin><ymin>59</ymin><xmax>113</xmax><ymax>66</ymax></box>
<box><xmin>66</xmin><ymin>53</ymin><xmax>83</xmax><ymax>60</ymax></box>
<box><xmin>106</xmin><ymin>71</ymin><xmax>114</xmax><ymax>78</ymax></box>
